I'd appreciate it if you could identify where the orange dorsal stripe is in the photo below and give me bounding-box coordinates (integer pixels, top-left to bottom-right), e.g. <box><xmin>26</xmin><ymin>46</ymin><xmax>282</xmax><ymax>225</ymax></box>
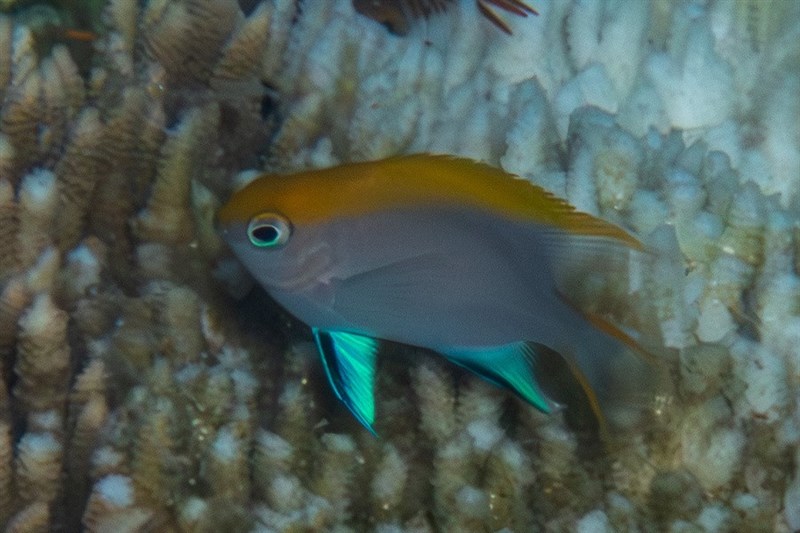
<box><xmin>220</xmin><ymin>154</ymin><xmax>643</xmax><ymax>250</ymax></box>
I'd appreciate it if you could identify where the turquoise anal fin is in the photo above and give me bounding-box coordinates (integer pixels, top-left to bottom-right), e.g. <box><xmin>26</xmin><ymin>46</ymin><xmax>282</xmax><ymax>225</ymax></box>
<box><xmin>312</xmin><ymin>328</ymin><xmax>380</xmax><ymax>435</ymax></box>
<box><xmin>443</xmin><ymin>342</ymin><xmax>556</xmax><ymax>414</ymax></box>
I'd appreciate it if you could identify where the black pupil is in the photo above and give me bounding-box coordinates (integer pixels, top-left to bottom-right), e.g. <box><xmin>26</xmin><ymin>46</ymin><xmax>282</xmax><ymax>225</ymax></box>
<box><xmin>252</xmin><ymin>224</ymin><xmax>279</xmax><ymax>243</ymax></box>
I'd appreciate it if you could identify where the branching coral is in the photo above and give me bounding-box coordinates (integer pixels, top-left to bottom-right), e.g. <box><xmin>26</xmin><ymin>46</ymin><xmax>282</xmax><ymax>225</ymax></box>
<box><xmin>0</xmin><ymin>0</ymin><xmax>798</xmax><ymax>532</ymax></box>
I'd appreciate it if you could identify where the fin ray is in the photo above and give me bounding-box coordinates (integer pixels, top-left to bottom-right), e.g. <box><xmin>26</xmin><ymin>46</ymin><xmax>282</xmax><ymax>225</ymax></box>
<box><xmin>443</xmin><ymin>342</ymin><xmax>557</xmax><ymax>413</ymax></box>
<box><xmin>313</xmin><ymin>328</ymin><xmax>380</xmax><ymax>435</ymax></box>
<box><xmin>555</xmin><ymin>290</ymin><xmax>660</xmax><ymax>366</ymax></box>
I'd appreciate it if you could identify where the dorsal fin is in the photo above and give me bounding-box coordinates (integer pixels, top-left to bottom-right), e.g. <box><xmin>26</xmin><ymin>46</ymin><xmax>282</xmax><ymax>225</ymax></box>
<box><xmin>386</xmin><ymin>154</ymin><xmax>644</xmax><ymax>249</ymax></box>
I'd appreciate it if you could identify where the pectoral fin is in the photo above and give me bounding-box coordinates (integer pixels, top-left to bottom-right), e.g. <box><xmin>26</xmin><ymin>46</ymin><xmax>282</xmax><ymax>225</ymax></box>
<box><xmin>443</xmin><ymin>342</ymin><xmax>557</xmax><ymax>413</ymax></box>
<box><xmin>312</xmin><ymin>328</ymin><xmax>380</xmax><ymax>435</ymax></box>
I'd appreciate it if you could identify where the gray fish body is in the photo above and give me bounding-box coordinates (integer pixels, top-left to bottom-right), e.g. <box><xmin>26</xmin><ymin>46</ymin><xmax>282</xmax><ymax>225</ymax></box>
<box><xmin>252</xmin><ymin>206</ymin><xmax>604</xmax><ymax>355</ymax></box>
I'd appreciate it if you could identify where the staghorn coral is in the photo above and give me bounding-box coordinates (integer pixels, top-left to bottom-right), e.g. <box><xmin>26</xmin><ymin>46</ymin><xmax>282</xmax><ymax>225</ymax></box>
<box><xmin>13</xmin><ymin>293</ymin><xmax>70</xmax><ymax>416</ymax></box>
<box><xmin>0</xmin><ymin>0</ymin><xmax>798</xmax><ymax>532</ymax></box>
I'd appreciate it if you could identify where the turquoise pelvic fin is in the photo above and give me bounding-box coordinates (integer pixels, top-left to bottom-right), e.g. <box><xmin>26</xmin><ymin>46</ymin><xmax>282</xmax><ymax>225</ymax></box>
<box><xmin>312</xmin><ymin>328</ymin><xmax>379</xmax><ymax>435</ymax></box>
<box><xmin>443</xmin><ymin>342</ymin><xmax>555</xmax><ymax>413</ymax></box>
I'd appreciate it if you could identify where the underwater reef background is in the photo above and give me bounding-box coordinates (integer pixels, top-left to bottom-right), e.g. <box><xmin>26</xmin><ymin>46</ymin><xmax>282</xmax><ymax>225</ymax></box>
<box><xmin>0</xmin><ymin>0</ymin><xmax>799</xmax><ymax>531</ymax></box>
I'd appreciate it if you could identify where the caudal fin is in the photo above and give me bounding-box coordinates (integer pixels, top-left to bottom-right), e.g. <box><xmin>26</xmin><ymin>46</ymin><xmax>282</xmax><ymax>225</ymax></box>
<box><xmin>556</xmin><ymin>302</ymin><xmax>676</xmax><ymax>445</ymax></box>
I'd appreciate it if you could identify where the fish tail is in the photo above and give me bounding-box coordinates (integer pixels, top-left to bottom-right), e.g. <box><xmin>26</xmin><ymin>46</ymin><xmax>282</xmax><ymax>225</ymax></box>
<box><xmin>548</xmin><ymin>300</ymin><xmax>673</xmax><ymax>444</ymax></box>
<box><xmin>557</xmin><ymin>306</ymin><xmax>674</xmax><ymax>443</ymax></box>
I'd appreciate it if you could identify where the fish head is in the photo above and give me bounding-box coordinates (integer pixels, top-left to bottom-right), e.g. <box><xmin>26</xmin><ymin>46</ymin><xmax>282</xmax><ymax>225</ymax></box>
<box><xmin>217</xmin><ymin>178</ymin><xmax>335</xmax><ymax>293</ymax></box>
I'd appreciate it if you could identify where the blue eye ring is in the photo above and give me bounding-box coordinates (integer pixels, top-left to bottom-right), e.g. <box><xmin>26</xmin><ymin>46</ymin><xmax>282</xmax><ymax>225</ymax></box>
<box><xmin>247</xmin><ymin>213</ymin><xmax>291</xmax><ymax>248</ymax></box>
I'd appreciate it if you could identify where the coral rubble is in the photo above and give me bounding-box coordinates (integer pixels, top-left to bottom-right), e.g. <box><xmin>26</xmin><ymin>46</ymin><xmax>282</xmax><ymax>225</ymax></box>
<box><xmin>0</xmin><ymin>0</ymin><xmax>798</xmax><ymax>531</ymax></box>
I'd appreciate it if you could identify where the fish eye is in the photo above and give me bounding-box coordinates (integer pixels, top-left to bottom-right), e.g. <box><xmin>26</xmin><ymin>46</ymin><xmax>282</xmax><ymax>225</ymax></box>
<box><xmin>247</xmin><ymin>213</ymin><xmax>291</xmax><ymax>248</ymax></box>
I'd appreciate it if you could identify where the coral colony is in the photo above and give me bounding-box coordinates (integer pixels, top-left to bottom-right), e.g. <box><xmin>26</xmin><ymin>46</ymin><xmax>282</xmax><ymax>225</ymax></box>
<box><xmin>0</xmin><ymin>0</ymin><xmax>798</xmax><ymax>531</ymax></box>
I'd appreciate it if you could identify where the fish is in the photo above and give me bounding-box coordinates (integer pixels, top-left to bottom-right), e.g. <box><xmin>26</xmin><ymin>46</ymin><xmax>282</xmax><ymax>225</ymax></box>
<box><xmin>353</xmin><ymin>0</ymin><xmax>538</xmax><ymax>36</ymax></box>
<box><xmin>217</xmin><ymin>154</ymin><xmax>663</xmax><ymax>437</ymax></box>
